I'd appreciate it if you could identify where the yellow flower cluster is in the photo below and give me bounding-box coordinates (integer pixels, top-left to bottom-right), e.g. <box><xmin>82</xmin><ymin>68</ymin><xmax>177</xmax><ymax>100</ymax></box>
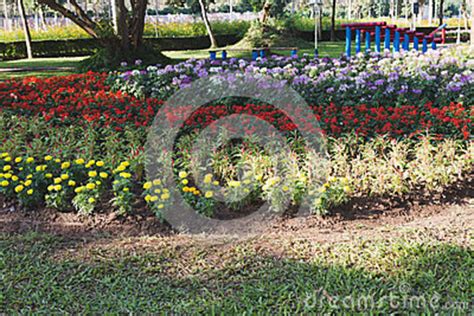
<box><xmin>143</xmin><ymin>178</ymin><xmax>169</xmax><ymax>210</ymax></box>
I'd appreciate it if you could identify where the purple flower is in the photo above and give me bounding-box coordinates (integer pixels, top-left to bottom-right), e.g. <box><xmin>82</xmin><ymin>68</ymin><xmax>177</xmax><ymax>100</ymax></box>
<box><xmin>135</xmin><ymin>59</ymin><xmax>142</xmax><ymax>66</ymax></box>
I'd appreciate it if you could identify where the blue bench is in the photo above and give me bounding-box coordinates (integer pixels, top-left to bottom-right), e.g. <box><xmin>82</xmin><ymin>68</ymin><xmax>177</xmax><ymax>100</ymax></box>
<box><xmin>209</xmin><ymin>47</ymin><xmax>299</xmax><ymax>61</ymax></box>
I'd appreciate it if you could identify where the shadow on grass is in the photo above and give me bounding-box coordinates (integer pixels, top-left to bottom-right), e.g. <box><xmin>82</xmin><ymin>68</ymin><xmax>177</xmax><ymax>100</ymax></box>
<box><xmin>0</xmin><ymin>232</ymin><xmax>471</xmax><ymax>313</ymax></box>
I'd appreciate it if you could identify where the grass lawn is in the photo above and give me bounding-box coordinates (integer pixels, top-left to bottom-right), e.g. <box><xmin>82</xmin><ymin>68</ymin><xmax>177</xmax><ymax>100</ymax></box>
<box><xmin>0</xmin><ymin>42</ymin><xmax>347</xmax><ymax>80</ymax></box>
<box><xmin>164</xmin><ymin>41</ymin><xmax>347</xmax><ymax>60</ymax></box>
<box><xmin>0</xmin><ymin>56</ymin><xmax>87</xmax><ymax>80</ymax></box>
<box><xmin>1</xmin><ymin>221</ymin><xmax>471</xmax><ymax>313</ymax></box>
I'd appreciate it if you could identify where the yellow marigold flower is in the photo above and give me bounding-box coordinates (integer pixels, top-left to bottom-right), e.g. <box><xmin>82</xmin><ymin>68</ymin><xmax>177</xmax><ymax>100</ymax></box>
<box><xmin>152</xmin><ymin>179</ymin><xmax>161</xmax><ymax>185</ymax></box>
<box><xmin>26</xmin><ymin>174</ymin><xmax>33</xmax><ymax>179</ymax></box>
<box><xmin>47</xmin><ymin>185</ymin><xmax>54</xmax><ymax>191</ymax></box>
<box><xmin>88</xmin><ymin>197</ymin><xmax>96</xmax><ymax>204</ymax></box>
<box><xmin>3</xmin><ymin>165</ymin><xmax>11</xmax><ymax>172</ymax></box>
<box><xmin>119</xmin><ymin>172</ymin><xmax>131</xmax><ymax>179</ymax></box>
<box><xmin>44</xmin><ymin>155</ymin><xmax>53</xmax><ymax>161</ymax></box>
<box><xmin>0</xmin><ymin>173</ymin><xmax>3</xmax><ymax>178</ymax></box>
<box><xmin>323</xmin><ymin>182</ymin><xmax>330</xmax><ymax>188</ymax></box>
<box><xmin>27</xmin><ymin>189</ymin><xmax>33</xmax><ymax>195</ymax></box>
<box><xmin>95</xmin><ymin>181</ymin><xmax>101</xmax><ymax>186</ymax></box>
<box><xmin>143</xmin><ymin>181</ymin><xmax>152</xmax><ymax>190</ymax></box>
<box><xmin>212</xmin><ymin>180</ymin><xmax>219</xmax><ymax>186</ymax></box>
<box><xmin>54</xmin><ymin>158</ymin><xmax>61</xmax><ymax>163</ymax></box>
<box><xmin>343</xmin><ymin>186</ymin><xmax>351</xmax><ymax>193</ymax></box>
<box><xmin>61</xmin><ymin>162</ymin><xmax>71</xmax><ymax>169</ymax></box>
<box><xmin>163</xmin><ymin>188</ymin><xmax>169</xmax><ymax>193</ymax></box>
<box><xmin>154</xmin><ymin>188</ymin><xmax>161</xmax><ymax>194</ymax></box>
<box><xmin>26</xmin><ymin>157</ymin><xmax>34</xmax><ymax>164</ymax></box>
<box><xmin>68</xmin><ymin>180</ymin><xmax>76</xmax><ymax>187</ymax></box>
<box><xmin>19</xmin><ymin>167</ymin><xmax>23</xmax><ymax>171</ymax></box>
<box><xmin>54</xmin><ymin>185</ymin><xmax>62</xmax><ymax>191</ymax></box>
<box><xmin>120</xmin><ymin>161</ymin><xmax>130</xmax><ymax>167</ymax></box>
<box><xmin>181</xmin><ymin>179</ymin><xmax>189</xmax><ymax>185</ymax></box>
<box><xmin>203</xmin><ymin>174</ymin><xmax>213</xmax><ymax>184</ymax></box>
<box><xmin>75</xmin><ymin>158</ymin><xmax>85</xmax><ymax>165</ymax></box>
<box><xmin>161</xmin><ymin>193</ymin><xmax>170</xmax><ymax>200</ymax></box>
<box><xmin>3</xmin><ymin>173</ymin><xmax>11</xmax><ymax>179</ymax></box>
<box><xmin>182</xmin><ymin>186</ymin><xmax>189</xmax><ymax>192</ymax></box>
<box><xmin>205</xmin><ymin>191</ymin><xmax>213</xmax><ymax>198</ymax></box>
<box><xmin>87</xmin><ymin>159</ymin><xmax>95</xmax><ymax>166</ymax></box>
<box><xmin>158</xmin><ymin>204</ymin><xmax>164</xmax><ymax>209</ymax></box>
<box><xmin>88</xmin><ymin>171</ymin><xmax>97</xmax><ymax>178</ymax></box>
<box><xmin>14</xmin><ymin>185</ymin><xmax>24</xmax><ymax>193</ymax></box>
<box><xmin>96</xmin><ymin>161</ymin><xmax>105</xmax><ymax>167</ymax></box>
<box><xmin>24</xmin><ymin>180</ymin><xmax>32</xmax><ymax>186</ymax></box>
<box><xmin>282</xmin><ymin>185</ymin><xmax>289</xmax><ymax>192</ymax></box>
<box><xmin>14</xmin><ymin>157</ymin><xmax>22</xmax><ymax>163</ymax></box>
<box><xmin>144</xmin><ymin>195</ymin><xmax>152</xmax><ymax>202</ymax></box>
<box><xmin>150</xmin><ymin>196</ymin><xmax>158</xmax><ymax>202</ymax></box>
<box><xmin>11</xmin><ymin>175</ymin><xmax>19</xmax><ymax>181</ymax></box>
<box><xmin>4</xmin><ymin>156</ymin><xmax>11</xmax><ymax>162</ymax></box>
<box><xmin>1</xmin><ymin>180</ymin><xmax>9</xmax><ymax>187</ymax></box>
<box><xmin>115</xmin><ymin>165</ymin><xmax>126</xmax><ymax>172</ymax></box>
<box><xmin>255</xmin><ymin>174</ymin><xmax>263</xmax><ymax>181</ymax></box>
<box><xmin>123</xmin><ymin>187</ymin><xmax>129</xmax><ymax>192</ymax></box>
<box><xmin>0</xmin><ymin>153</ymin><xmax>8</xmax><ymax>158</ymax></box>
<box><xmin>45</xmin><ymin>173</ymin><xmax>53</xmax><ymax>179</ymax></box>
<box><xmin>99</xmin><ymin>172</ymin><xmax>108</xmax><ymax>179</ymax></box>
<box><xmin>54</xmin><ymin>178</ymin><xmax>62</xmax><ymax>184</ymax></box>
<box><xmin>178</xmin><ymin>171</ymin><xmax>187</xmax><ymax>179</ymax></box>
<box><xmin>193</xmin><ymin>190</ymin><xmax>200</xmax><ymax>196</ymax></box>
<box><xmin>60</xmin><ymin>174</ymin><xmax>69</xmax><ymax>180</ymax></box>
<box><xmin>35</xmin><ymin>165</ymin><xmax>42</xmax><ymax>172</ymax></box>
<box><xmin>86</xmin><ymin>183</ymin><xmax>96</xmax><ymax>190</ymax></box>
<box><xmin>74</xmin><ymin>187</ymin><xmax>84</xmax><ymax>193</ymax></box>
<box><xmin>228</xmin><ymin>180</ymin><xmax>241</xmax><ymax>188</ymax></box>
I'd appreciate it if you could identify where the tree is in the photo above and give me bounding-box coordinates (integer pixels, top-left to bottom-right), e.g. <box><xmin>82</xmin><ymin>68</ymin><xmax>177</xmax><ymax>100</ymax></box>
<box><xmin>198</xmin><ymin>0</ymin><xmax>218</xmax><ymax>48</ymax></box>
<box><xmin>438</xmin><ymin>0</ymin><xmax>444</xmax><ymax>24</ymax></box>
<box><xmin>18</xmin><ymin>0</ymin><xmax>33</xmax><ymax>59</ymax></box>
<box><xmin>330</xmin><ymin>0</ymin><xmax>336</xmax><ymax>41</ymax></box>
<box><xmin>37</xmin><ymin>0</ymin><xmax>167</xmax><ymax>67</ymax></box>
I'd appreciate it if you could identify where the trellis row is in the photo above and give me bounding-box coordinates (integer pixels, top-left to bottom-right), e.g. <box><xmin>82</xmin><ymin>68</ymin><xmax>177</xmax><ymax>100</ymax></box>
<box><xmin>342</xmin><ymin>22</ymin><xmax>447</xmax><ymax>57</ymax></box>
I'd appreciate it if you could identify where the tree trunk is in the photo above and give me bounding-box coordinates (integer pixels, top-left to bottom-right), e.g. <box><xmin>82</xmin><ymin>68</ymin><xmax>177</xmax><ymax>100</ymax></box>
<box><xmin>3</xmin><ymin>0</ymin><xmax>12</xmax><ymax>31</ymax></box>
<box><xmin>198</xmin><ymin>0</ymin><xmax>218</xmax><ymax>48</ymax></box>
<box><xmin>260</xmin><ymin>1</ymin><xmax>271</xmax><ymax>24</ymax></box>
<box><xmin>330</xmin><ymin>0</ymin><xmax>336</xmax><ymax>41</ymax></box>
<box><xmin>348</xmin><ymin>0</ymin><xmax>352</xmax><ymax>19</ymax></box>
<box><xmin>18</xmin><ymin>0</ymin><xmax>33</xmax><ymax>59</ymax></box>
<box><xmin>111</xmin><ymin>0</ymin><xmax>118</xmax><ymax>33</ymax></box>
<box><xmin>438</xmin><ymin>0</ymin><xmax>444</xmax><ymax>25</ymax></box>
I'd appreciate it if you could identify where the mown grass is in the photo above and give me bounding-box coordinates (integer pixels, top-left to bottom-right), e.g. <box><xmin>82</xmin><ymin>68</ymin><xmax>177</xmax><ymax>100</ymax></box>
<box><xmin>0</xmin><ymin>230</ymin><xmax>471</xmax><ymax>314</ymax></box>
<box><xmin>0</xmin><ymin>42</ymin><xmax>347</xmax><ymax>80</ymax></box>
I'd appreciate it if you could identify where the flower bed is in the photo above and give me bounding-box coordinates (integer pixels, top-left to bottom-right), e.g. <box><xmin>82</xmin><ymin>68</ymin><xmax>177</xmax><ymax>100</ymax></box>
<box><xmin>109</xmin><ymin>48</ymin><xmax>473</xmax><ymax>106</ymax></box>
<box><xmin>0</xmin><ymin>73</ymin><xmax>471</xmax><ymax>139</ymax></box>
<box><xmin>0</xmin><ymin>49</ymin><xmax>473</xmax><ymax>219</ymax></box>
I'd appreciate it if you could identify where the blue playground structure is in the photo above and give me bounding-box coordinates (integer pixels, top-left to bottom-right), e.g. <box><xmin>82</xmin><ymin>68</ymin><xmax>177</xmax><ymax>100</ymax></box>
<box><xmin>342</xmin><ymin>22</ymin><xmax>447</xmax><ymax>57</ymax></box>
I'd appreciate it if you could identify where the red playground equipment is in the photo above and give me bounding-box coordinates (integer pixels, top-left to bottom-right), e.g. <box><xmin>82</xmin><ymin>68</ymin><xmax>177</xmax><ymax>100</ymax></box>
<box><xmin>341</xmin><ymin>22</ymin><xmax>447</xmax><ymax>56</ymax></box>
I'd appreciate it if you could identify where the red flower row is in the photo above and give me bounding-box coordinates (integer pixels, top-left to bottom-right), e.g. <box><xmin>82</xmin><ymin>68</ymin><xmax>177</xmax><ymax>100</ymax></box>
<box><xmin>0</xmin><ymin>73</ymin><xmax>471</xmax><ymax>139</ymax></box>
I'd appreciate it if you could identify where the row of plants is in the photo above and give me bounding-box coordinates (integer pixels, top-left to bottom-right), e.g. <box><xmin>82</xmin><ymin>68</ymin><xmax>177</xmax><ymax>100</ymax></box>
<box><xmin>1</xmin><ymin>119</ymin><xmax>472</xmax><ymax>217</ymax></box>
<box><xmin>0</xmin><ymin>72</ymin><xmax>471</xmax><ymax>139</ymax></box>
<box><xmin>1</xmin><ymin>21</ymin><xmax>250</xmax><ymax>43</ymax></box>
<box><xmin>1</xmin><ymin>16</ymin><xmax>464</xmax><ymax>42</ymax></box>
<box><xmin>110</xmin><ymin>48</ymin><xmax>473</xmax><ymax>107</ymax></box>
